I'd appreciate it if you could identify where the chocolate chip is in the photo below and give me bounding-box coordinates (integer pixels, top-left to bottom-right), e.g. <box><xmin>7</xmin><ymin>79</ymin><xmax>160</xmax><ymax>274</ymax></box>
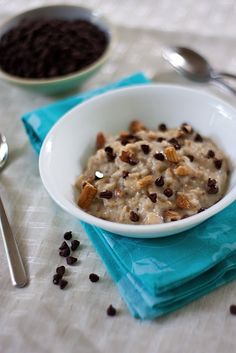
<box><xmin>148</xmin><ymin>193</ymin><xmax>157</xmax><ymax>203</ymax></box>
<box><xmin>208</xmin><ymin>178</ymin><xmax>217</xmax><ymax>187</ymax></box>
<box><xmin>66</xmin><ymin>256</ymin><xmax>77</xmax><ymax>265</ymax></box>
<box><xmin>130</xmin><ymin>211</ymin><xmax>140</xmax><ymax>222</ymax></box>
<box><xmin>198</xmin><ymin>207</ymin><xmax>206</xmax><ymax>213</ymax></box>
<box><xmin>64</xmin><ymin>231</ymin><xmax>72</xmax><ymax>240</ymax></box>
<box><xmin>122</xmin><ymin>171</ymin><xmax>129</xmax><ymax>179</ymax></box>
<box><xmin>59</xmin><ymin>241</ymin><xmax>69</xmax><ymax>250</ymax></box>
<box><xmin>157</xmin><ymin>137</ymin><xmax>166</xmax><ymax>142</ymax></box>
<box><xmin>155</xmin><ymin>176</ymin><xmax>164</xmax><ymax>187</ymax></box>
<box><xmin>59</xmin><ymin>248</ymin><xmax>70</xmax><ymax>257</ymax></box>
<box><xmin>141</xmin><ymin>144</ymin><xmax>150</xmax><ymax>154</ymax></box>
<box><xmin>106</xmin><ymin>305</ymin><xmax>117</xmax><ymax>316</ymax></box>
<box><xmin>56</xmin><ymin>266</ymin><xmax>65</xmax><ymax>276</ymax></box>
<box><xmin>214</xmin><ymin>159</ymin><xmax>222</xmax><ymax>170</ymax></box>
<box><xmin>187</xmin><ymin>154</ymin><xmax>194</xmax><ymax>162</ymax></box>
<box><xmin>207</xmin><ymin>150</ymin><xmax>215</xmax><ymax>159</ymax></box>
<box><xmin>207</xmin><ymin>178</ymin><xmax>219</xmax><ymax>194</ymax></box>
<box><xmin>168</xmin><ymin>138</ymin><xmax>181</xmax><ymax>150</ymax></box>
<box><xmin>158</xmin><ymin>123</ymin><xmax>167</xmax><ymax>132</ymax></box>
<box><xmin>194</xmin><ymin>133</ymin><xmax>203</xmax><ymax>142</ymax></box>
<box><xmin>71</xmin><ymin>239</ymin><xmax>80</xmax><ymax>251</ymax></box>
<box><xmin>163</xmin><ymin>188</ymin><xmax>173</xmax><ymax>197</ymax></box>
<box><xmin>121</xmin><ymin>138</ymin><xmax>129</xmax><ymax>146</ymax></box>
<box><xmin>53</xmin><ymin>273</ymin><xmax>62</xmax><ymax>285</ymax></box>
<box><xmin>59</xmin><ymin>279</ymin><xmax>68</xmax><ymax>289</ymax></box>
<box><xmin>154</xmin><ymin>152</ymin><xmax>165</xmax><ymax>161</ymax></box>
<box><xmin>99</xmin><ymin>190</ymin><xmax>113</xmax><ymax>199</ymax></box>
<box><xmin>95</xmin><ymin>171</ymin><xmax>104</xmax><ymax>180</ymax></box>
<box><xmin>104</xmin><ymin>146</ymin><xmax>116</xmax><ymax>162</ymax></box>
<box><xmin>229</xmin><ymin>304</ymin><xmax>236</xmax><ymax>315</ymax></box>
<box><xmin>89</xmin><ymin>273</ymin><xmax>100</xmax><ymax>282</ymax></box>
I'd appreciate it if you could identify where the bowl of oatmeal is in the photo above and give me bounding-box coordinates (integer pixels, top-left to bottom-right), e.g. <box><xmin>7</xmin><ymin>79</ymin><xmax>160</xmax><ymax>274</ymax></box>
<box><xmin>39</xmin><ymin>84</ymin><xmax>236</xmax><ymax>238</ymax></box>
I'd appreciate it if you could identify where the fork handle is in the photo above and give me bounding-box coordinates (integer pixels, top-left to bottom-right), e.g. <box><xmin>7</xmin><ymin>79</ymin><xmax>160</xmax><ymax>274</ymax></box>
<box><xmin>0</xmin><ymin>196</ymin><xmax>27</xmax><ymax>287</ymax></box>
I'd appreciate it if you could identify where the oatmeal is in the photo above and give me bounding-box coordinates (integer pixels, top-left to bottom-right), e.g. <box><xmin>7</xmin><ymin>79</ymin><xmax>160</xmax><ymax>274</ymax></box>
<box><xmin>75</xmin><ymin>121</ymin><xmax>229</xmax><ymax>224</ymax></box>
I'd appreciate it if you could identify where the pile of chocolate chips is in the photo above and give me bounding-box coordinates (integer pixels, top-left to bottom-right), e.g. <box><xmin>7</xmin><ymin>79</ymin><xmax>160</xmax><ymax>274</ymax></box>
<box><xmin>53</xmin><ymin>231</ymin><xmax>117</xmax><ymax>316</ymax></box>
<box><xmin>0</xmin><ymin>18</ymin><xmax>108</xmax><ymax>78</ymax></box>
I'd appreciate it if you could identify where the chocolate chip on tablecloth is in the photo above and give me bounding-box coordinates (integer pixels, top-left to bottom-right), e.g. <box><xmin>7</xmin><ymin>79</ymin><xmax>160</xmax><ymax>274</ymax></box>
<box><xmin>89</xmin><ymin>273</ymin><xmax>100</xmax><ymax>282</ymax></box>
<box><xmin>59</xmin><ymin>279</ymin><xmax>68</xmax><ymax>290</ymax></box>
<box><xmin>66</xmin><ymin>256</ymin><xmax>78</xmax><ymax>265</ymax></box>
<box><xmin>229</xmin><ymin>304</ymin><xmax>236</xmax><ymax>315</ymax></box>
<box><xmin>56</xmin><ymin>266</ymin><xmax>65</xmax><ymax>276</ymax></box>
<box><xmin>71</xmin><ymin>239</ymin><xmax>80</xmax><ymax>251</ymax></box>
<box><xmin>106</xmin><ymin>305</ymin><xmax>117</xmax><ymax>316</ymax></box>
<box><xmin>59</xmin><ymin>247</ymin><xmax>70</xmax><ymax>257</ymax></box>
<box><xmin>64</xmin><ymin>231</ymin><xmax>72</xmax><ymax>240</ymax></box>
<box><xmin>59</xmin><ymin>241</ymin><xmax>69</xmax><ymax>250</ymax></box>
<box><xmin>53</xmin><ymin>273</ymin><xmax>62</xmax><ymax>285</ymax></box>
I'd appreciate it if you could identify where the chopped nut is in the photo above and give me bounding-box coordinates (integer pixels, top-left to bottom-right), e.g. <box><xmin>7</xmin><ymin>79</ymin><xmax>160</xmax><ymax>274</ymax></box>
<box><xmin>129</xmin><ymin>120</ymin><xmax>146</xmax><ymax>133</ymax></box>
<box><xmin>164</xmin><ymin>210</ymin><xmax>181</xmax><ymax>222</ymax></box>
<box><xmin>175</xmin><ymin>165</ymin><xmax>191</xmax><ymax>176</ymax></box>
<box><xmin>78</xmin><ymin>182</ymin><xmax>97</xmax><ymax>209</ymax></box>
<box><xmin>181</xmin><ymin>123</ymin><xmax>193</xmax><ymax>134</ymax></box>
<box><xmin>164</xmin><ymin>146</ymin><xmax>180</xmax><ymax>163</ymax></box>
<box><xmin>137</xmin><ymin>175</ymin><xmax>154</xmax><ymax>189</ymax></box>
<box><xmin>96</xmin><ymin>132</ymin><xmax>106</xmax><ymax>150</ymax></box>
<box><xmin>119</xmin><ymin>131</ymin><xmax>129</xmax><ymax>138</ymax></box>
<box><xmin>147</xmin><ymin>131</ymin><xmax>157</xmax><ymax>140</ymax></box>
<box><xmin>176</xmin><ymin>193</ymin><xmax>192</xmax><ymax>209</ymax></box>
<box><xmin>119</xmin><ymin>150</ymin><xmax>139</xmax><ymax>165</ymax></box>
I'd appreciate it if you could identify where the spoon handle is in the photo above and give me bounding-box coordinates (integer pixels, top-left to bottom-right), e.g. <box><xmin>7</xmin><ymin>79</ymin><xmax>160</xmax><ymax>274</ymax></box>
<box><xmin>219</xmin><ymin>72</ymin><xmax>236</xmax><ymax>81</ymax></box>
<box><xmin>0</xmin><ymin>196</ymin><xmax>27</xmax><ymax>287</ymax></box>
<box><xmin>213</xmin><ymin>77</ymin><xmax>236</xmax><ymax>95</ymax></box>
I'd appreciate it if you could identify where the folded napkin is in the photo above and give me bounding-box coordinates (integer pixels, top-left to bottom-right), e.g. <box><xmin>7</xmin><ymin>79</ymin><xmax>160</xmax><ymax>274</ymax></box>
<box><xmin>22</xmin><ymin>73</ymin><xmax>236</xmax><ymax>320</ymax></box>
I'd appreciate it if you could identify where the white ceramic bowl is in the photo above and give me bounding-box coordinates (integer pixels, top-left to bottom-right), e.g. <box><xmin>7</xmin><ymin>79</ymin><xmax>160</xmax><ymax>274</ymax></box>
<box><xmin>39</xmin><ymin>84</ymin><xmax>236</xmax><ymax>238</ymax></box>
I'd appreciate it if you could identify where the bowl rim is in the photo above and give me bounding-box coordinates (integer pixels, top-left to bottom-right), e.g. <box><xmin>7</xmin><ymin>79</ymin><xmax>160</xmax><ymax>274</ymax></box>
<box><xmin>39</xmin><ymin>83</ymin><xmax>236</xmax><ymax>236</ymax></box>
<box><xmin>0</xmin><ymin>4</ymin><xmax>114</xmax><ymax>85</ymax></box>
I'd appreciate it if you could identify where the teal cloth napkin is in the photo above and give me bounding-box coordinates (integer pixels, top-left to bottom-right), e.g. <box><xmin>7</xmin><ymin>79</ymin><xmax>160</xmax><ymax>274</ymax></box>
<box><xmin>22</xmin><ymin>72</ymin><xmax>236</xmax><ymax>320</ymax></box>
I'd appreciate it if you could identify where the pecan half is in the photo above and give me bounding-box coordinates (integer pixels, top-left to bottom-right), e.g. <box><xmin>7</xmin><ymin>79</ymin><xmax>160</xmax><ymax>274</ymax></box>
<box><xmin>176</xmin><ymin>193</ymin><xmax>192</xmax><ymax>209</ymax></box>
<box><xmin>137</xmin><ymin>175</ymin><xmax>154</xmax><ymax>189</ymax></box>
<box><xmin>175</xmin><ymin>165</ymin><xmax>191</xmax><ymax>176</ymax></box>
<box><xmin>163</xmin><ymin>210</ymin><xmax>181</xmax><ymax>222</ymax></box>
<box><xmin>78</xmin><ymin>182</ymin><xmax>97</xmax><ymax>209</ymax></box>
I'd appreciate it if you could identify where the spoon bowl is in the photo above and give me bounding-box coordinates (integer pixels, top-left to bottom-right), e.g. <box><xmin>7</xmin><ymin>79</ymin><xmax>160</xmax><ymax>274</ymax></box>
<box><xmin>162</xmin><ymin>46</ymin><xmax>236</xmax><ymax>94</ymax></box>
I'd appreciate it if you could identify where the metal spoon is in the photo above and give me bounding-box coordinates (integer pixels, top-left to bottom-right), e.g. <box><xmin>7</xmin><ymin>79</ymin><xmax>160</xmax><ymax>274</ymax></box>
<box><xmin>0</xmin><ymin>133</ymin><xmax>27</xmax><ymax>287</ymax></box>
<box><xmin>162</xmin><ymin>46</ymin><xmax>236</xmax><ymax>94</ymax></box>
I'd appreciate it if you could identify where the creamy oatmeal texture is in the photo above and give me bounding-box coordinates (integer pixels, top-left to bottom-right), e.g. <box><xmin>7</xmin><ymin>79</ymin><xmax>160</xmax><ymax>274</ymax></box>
<box><xmin>76</xmin><ymin>121</ymin><xmax>229</xmax><ymax>224</ymax></box>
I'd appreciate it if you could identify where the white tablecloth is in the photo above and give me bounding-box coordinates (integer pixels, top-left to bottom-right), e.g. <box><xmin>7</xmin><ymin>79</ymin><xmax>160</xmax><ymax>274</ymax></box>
<box><xmin>1</xmin><ymin>1</ymin><xmax>236</xmax><ymax>352</ymax></box>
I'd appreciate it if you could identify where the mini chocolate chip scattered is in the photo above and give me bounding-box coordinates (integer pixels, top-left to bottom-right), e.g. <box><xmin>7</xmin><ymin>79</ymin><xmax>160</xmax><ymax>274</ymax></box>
<box><xmin>121</xmin><ymin>138</ymin><xmax>129</xmax><ymax>146</ymax></box>
<box><xmin>163</xmin><ymin>188</ymin><xmax>173</xmax><ymax>198</ymax></box>
<box><xmin>106</xmin><ymin>305</ymin><xmax>117</xmax><ymax>316</ymax></box>
<box><xmin>122</xmin><ymin>171</ymin><xmax>129</xmax><ymax>179</ymax></box>
<box><xmin>59</xmin><ymin>248</ymin><xmax>70</xmax><ymax>257</ymax></box>
<box><xmin>207</xmin><ymin>150</ymin><xmax>215</xmax><ymax>159</ymax></box>
<box><xmin>71</xmin><ymin>239</ymin><xmax>80</xmax><ymax>251</ymax></box>
<box><xmin>214</xmin><ymin>159</ymin><xmax>222</xmax><ymax>170</ymax></box>
<box><xmin>59</xmin><ymin>279</ymin><xmax>68</xmax><ymax>290</ymax></box>
<box><xmin>56</xmin><ymin>266</ymin><xmax>65</xmax><ymax>276</ymax></box>
<box><xmin>99</xmin><ymin>190</ymin><xmax>113</xmax><ymax>199</ymax></box>
<box><xmin>154</xmin><ymin>152</ymin><xmax>165</xmax><ymax>161</ymax></box>
<box><xmin>89</xmin><ymin>273</ymin><xmax>100</xmax><ymax>282</ymax></box>
<box><xmin>186</xmin><ymin>154</ymin><xmax>194</xmax><ymax>162</ymax></box>
<box><xmin>168</xmin><ymin>138</ymin><xmax>181</xmax><ymax>150</ymax></box>
<box><xmin>158</xmin><ymin>123</ymin><xmax>167</xmax><ymax>132</ymax></box>
<box><xmin>66</xmin><ymin>256</ymin><xmax>78</xmax><ymax>265</ymax></box>
<box><xmin>64</xmin><ymin>231</ymin><xmax>72</xmax><ymax>240</ymax></box>
<box><xmin>104</xmin><ymin>146</ymin><xmax>116</xmax><ymax>162</ymax></box>
<box><xmin>148</xmin><ymin>193</ymin><xmax>157</xmax><ymax>203</ymax></box>
<box><xmin>229</xmin><ymin>304</ymin><xmax>236</xmax><ymax>315</ymax></box>
<box><xmin>130</xmin><ymin>211</ymin><xmax>140</xmax><ymax>222</ymax></box>
<box><xmin>95</xmin><ymin>171</ymin><xmax>104</xmax><ymax>180</ymax></box>
<box><xmin>157</xmin><ymin>137</ymin><xmax>166</xmax><ymax>142</ymax></box>
<box><xmin>155</xmin><ymin>176</ymin><xmax>164</xmax><ymax>187</ymax></box>
<box><xmin>207</xmin><ymin>186</ymin><xmax>219</xmax><ymax>194</ymax></box>
<box><xmin>198</xmin><ymin>207</ymin><xmax>206</xmax><ymax>213</ymax></box>
<box><xmin>194</xmin><ymin>133</ymin><xmax>203</xmax><ymax>142</ymax></box>
<box><xmin>208</xmin><ymin>178</ymin><xmax>217</xmax><ymax>187</ymax></box>
<box><xmin>53</xmin><ymin>273</ymin><xmax>62</xmax><ymax>285</ymax></box>
<box><xmin>59</xmin><ymin>241</ymin><xmax>69</xmax><ymax>251</ymax></box>
<box><xmin>141</xmin><ymin>144</ymin><xmax>150</xmax><ymax>154</ymax></box>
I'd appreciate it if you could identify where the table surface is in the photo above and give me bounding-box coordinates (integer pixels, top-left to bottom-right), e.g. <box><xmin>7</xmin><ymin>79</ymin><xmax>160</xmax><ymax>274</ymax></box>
<box><xmin>1</xmin><ymin>1</ymin><xmax>236</xmax><ymax>352</ymax></box>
